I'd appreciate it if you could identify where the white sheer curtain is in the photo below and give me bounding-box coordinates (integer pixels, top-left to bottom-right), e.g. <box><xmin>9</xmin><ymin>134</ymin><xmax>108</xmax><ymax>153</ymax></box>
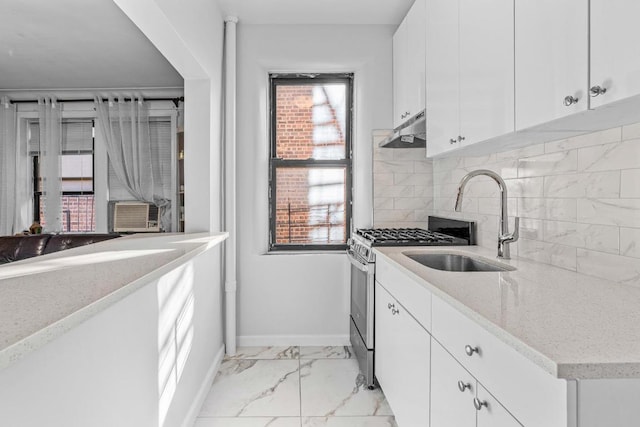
<box><xmin>95</xmin><ymin>96</ymin><xmax>171</xmax><ymax>230</ymax></box>
<box><xmin>0</xmin><ymin>97</ymin><xmax>17</xmax><ymax>235</ymax></box>
<box><xmin>38</xmin><ymin>97</ymin><xmax>63</xmax><ymax>232</ymax></box>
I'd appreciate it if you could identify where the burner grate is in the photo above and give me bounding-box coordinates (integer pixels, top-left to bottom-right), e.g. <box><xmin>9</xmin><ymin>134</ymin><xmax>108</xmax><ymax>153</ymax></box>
<box><xmin>355</xmin><ymin>227</ymin><xmax>466</xmax><ymax>246</ymax></box>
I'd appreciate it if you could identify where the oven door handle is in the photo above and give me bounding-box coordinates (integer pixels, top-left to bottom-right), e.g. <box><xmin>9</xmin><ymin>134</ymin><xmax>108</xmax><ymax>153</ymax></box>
<box><xmin>346</xmin><ymin>250</ymin><xmax>370</xmax><ymax>273</ymax></box>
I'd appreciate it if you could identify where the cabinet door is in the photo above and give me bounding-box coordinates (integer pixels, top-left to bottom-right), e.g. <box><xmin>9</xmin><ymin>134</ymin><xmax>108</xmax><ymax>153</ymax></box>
<box><xmin>375</xmin><ymin>282</ymin><xmax>430</xmax><ymax>427</ymax></box>
<box><xmin>590</xmin><ymin>0</ymin><xmax>640</xmax><ymax>108</ymax></box>
<box><xmin>459</xmin><ymin>0</ymin><xmax>513</xmax><ymax>145</ymax></box>
<box><xmin>425</xmin><ymin>0</ymin><xmax>459</xmax><ymax>157</ymax></box>
<box><xmin>406</xmin><ymin>0</ymin><xmax>426</xmax><ymax>120</ymax></box>
<box><xmin>393</xmin><ymin>18</ymin><xmax>409</xmax><ymax>129</ymax></box>
<box><xmin>476</xmin><ymin>384</ymin><xmax>523</xmax><ymax>427</ymax></box>
<box><xmin>515</xmin><ymin>0</ymin><xmax>588</xmax><ymax>130</ymax></box>
<box><xmin>431</xmin><ymin>340</ymin><xmax>476</xmax><ymax>427</ymax></box>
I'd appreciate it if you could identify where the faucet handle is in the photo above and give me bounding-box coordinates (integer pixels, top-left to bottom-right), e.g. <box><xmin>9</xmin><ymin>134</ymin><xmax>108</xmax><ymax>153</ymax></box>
<box><xmin>504</xmin><ymin>217</ymin><xmax>520</xmax><ymax>243</ymax></box>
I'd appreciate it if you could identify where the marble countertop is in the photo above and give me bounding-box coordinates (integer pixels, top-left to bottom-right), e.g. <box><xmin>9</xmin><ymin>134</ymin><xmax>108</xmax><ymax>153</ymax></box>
<box><xmin>374</xmin><ymin>245</ymin><xmax>640</xmax><ymax>380</ymax></box>
<box><xmin>0</xmin><ymin>232</ymin><xmax>228</xmax><ymax>370</ymax></box>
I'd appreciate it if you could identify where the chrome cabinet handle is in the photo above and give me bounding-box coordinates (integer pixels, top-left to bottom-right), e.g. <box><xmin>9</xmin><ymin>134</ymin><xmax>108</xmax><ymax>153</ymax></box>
<box><xmin>388</xmin><ymin>302</ymin><xmax>395</xmax><ymax>310</ymax></box>
<box><xmin>473</xmin><ymin>398</ymin><xmax>488</xmax><ymax>411</ymax></box>
<box><xmin>449</xmin><ymin>138</ymin><xmax>457</xmax><ymax>145</ymax></box>
<box><xmin>464</xmin><ymin>345</ymin><xmax>479</xmax><ymax>356</ymax></box>
<box><xmin>391</xmin><ymin>308</ymin><xmax>400</xmax><ymax>315</ymax></box>
<box><xmin>457</xmin><ymin>135</ymin><xmax>465</xmax><ymax>142</ymax></box>
<box><xmin>563</xmin><ymin>95</ymin><xmax>579</xmax><ymax>106</ymax></box>
<box><xmin>590</xmin><ymin>85</ymin><xmax>607</xmax><ymax>97</ymax></box>
<box><xmin>457</xmin><ymin>380</ymin><xmax>471</xmax><ymax>392</ymax></box>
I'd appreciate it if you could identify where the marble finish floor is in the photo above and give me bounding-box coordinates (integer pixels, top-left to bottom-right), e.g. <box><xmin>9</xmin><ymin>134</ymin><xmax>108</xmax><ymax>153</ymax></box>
<box><xmin>195</xmin><ymin>346</ymin><xmax>397</xmax><ymax>427</ymax></box>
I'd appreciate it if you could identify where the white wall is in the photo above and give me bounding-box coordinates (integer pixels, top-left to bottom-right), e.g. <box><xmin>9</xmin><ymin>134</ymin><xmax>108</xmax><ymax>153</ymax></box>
<box><xmin>0</xmin><ymin>246</ymin><xmax>224</xmax><ymax>427</ymax></box>
<box><xmin>236</xmin><ymin>24</ymin><xmax>394</xmax><ymax>344</ymax></box>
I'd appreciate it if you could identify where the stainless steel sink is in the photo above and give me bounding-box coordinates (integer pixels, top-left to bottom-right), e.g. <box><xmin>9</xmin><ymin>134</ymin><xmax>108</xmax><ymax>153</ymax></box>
<box><xmin>403</xmin><ymin>253</ymin><xmax>514</xmax><ymax>272</ymax></box>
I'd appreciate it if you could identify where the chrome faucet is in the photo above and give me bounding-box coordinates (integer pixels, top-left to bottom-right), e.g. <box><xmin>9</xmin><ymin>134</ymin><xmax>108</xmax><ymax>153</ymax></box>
<box><xmin>454</xmin><ymin>169</ymin><xmax>519</xmax><ymax>259</ymax></box>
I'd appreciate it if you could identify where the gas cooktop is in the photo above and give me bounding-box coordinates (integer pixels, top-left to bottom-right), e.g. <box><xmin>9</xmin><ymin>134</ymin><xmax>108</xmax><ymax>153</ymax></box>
<box><xmin>354</xmin><ymin>227</ymin><xmax>469</xmax><ymax>246</ymax></box>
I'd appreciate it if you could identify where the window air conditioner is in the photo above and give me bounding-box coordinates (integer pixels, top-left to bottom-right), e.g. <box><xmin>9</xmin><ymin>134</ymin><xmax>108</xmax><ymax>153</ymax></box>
<box><xmin>113</xmin><ymin>201</ymin><xmax>161</xmax><ymax>232</ymax></box>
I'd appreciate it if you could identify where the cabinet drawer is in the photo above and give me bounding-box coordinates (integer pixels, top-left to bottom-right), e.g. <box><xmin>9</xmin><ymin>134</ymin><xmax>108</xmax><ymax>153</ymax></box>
<box><xmin>375</xmin><ymin>255</ymin><xmax>431</xmax><ymax>331</ymax></box>
<box><xmin>432</xmin><ymin>295</ymin><xmax>569</xmax><ymax>427</ymax></box>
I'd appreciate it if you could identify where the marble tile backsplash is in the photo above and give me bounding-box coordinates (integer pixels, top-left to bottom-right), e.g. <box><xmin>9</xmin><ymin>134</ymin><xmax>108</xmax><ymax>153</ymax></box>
<box><xmin>432</xmin><ymin>123</ymin><xmax>640</xmax><ymax>286</ymax></box>
<box><xmin>372</xmin><ymin>130</ymin><xmax>433</xmax><ymax>228</ymax></box>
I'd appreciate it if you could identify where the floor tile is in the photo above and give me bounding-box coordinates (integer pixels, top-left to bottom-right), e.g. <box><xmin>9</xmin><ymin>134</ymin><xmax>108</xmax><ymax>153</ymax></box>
<box><xmin>226</xmin><ymin>346</ymin><xmax>300</xmax><ymax>360</ymax></box>
<box><xmin>300</xmin><ymin>359</ymin><xmax>392</xmax><ymax>417</ymax></box>
<box><xmin>299</xmin><ymin>346</ymin><xmax>353</xmax><ymax>359</ymax></box>
<box><xmin>302</xmin><ymin>417</ymin><xmax>397</xmax><ymax>427</ymax></box>
<box><xmin>195</xmin><ymin>417</ymin><xmax>301</xmax><ymax>427</ymax></box>
<box><xmin>199</xmin><ymin>359</ymin><xmax>300</xmax><ymax>417</ymax></box>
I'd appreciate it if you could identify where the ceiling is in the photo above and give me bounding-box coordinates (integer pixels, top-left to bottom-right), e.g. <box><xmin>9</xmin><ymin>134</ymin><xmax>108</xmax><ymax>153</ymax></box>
<box><xmin>0</xmin><ymin>0</ymin><xmax>183</xmax><ymax>90</ymax></box>
<box><xmin>0</xmin><ymin>0</ymin><xmax>412</xmax><ymax>91</ymax></box>
<box><xmin>215</xmin><ymin>0</ymin><xmax>415</xmax><ymax>25</ymax></box>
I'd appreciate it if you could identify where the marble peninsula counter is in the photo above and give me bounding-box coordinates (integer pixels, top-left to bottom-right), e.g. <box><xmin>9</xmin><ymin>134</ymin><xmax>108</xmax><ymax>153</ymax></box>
<box><xmin>0</xmin><ymin>232</ymin><xmax>228</xmax><ymax>371</ymax></box>
<box><xmin>374</xmin><ymin>245</ymin><xmax>640</xmax><ymax>380</ymax></box>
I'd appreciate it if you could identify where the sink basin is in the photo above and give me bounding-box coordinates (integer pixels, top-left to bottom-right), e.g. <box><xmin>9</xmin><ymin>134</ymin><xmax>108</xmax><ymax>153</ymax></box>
<box><xmin>403</xmin><ymin>253</ymin><xmax>514</xmax><ymax>272</ymax></box>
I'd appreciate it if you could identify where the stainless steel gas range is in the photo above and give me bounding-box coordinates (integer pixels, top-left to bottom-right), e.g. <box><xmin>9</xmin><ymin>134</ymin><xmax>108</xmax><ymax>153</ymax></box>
<box><xmin>347</xmin><ymin>216</ymin><xmax>476</xmax><ymax>388</ymax></box>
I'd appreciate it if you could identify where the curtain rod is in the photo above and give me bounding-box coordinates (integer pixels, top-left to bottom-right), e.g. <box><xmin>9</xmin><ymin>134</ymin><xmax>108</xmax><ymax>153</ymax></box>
<box><xmin>8</xmin><ymin>96</ymin><xmax>184</xmax><ymax>108</ymax></box>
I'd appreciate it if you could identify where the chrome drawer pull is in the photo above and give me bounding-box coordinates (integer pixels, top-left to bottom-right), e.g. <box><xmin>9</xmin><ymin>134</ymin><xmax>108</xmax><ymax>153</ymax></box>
<box><xmin>473</xmin><ymin>398</ymin><xmax>488</xmax><ymax>411</ymax></box>
<box><xmin>563</xmin><ymin>95</ymin><xmax>579</xmax><ymax>106</ymax></box>
<box><xmin>464</xmin><ymin>345</ymin><xmax>479</xmax><ymax>356</ymax></box>
<box><xmin>388</xmin><ymin>302</ymin><xmax>395</xmax><ymax>310</ymax></box>
<box><xmin>391</xmin><ymin>308</ymin><xmax>400</xmax><ymax>315</ymax></box>
<box><xmin>457</xmin><ymin>380</ymin><xmax>471</xmax><ymax>392</ymax></box>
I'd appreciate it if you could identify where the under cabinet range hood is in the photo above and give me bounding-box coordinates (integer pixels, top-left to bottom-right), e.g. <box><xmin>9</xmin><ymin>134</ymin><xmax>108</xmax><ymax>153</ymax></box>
<box><xmin>378</xmin><ymin>110</ymin><xmax>426</xmax><ymax>148</ymax></box>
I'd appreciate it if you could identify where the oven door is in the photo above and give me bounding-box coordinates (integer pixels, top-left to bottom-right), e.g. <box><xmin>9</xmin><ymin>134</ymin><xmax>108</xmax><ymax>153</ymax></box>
<box><xmin>347</xmin><ymin>249</ymin><xmax>375</xmax><ymax>349</ymax></box>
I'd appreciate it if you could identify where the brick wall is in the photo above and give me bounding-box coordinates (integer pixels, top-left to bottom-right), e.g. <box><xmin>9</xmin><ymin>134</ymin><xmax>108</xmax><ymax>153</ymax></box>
<box><xmin>39</xmin><ymin>195</ymin><xmax>96</xmax><ymax>232</ymax></box>
<box><xmin>275</xmin><ymin>86</ymin><xmax>314</xmax><ymax>243</ymax></box>
<box><xmin>276</xmin><ymin>86</ymin><xmax>315</xmax><ymax>160</ymax></box>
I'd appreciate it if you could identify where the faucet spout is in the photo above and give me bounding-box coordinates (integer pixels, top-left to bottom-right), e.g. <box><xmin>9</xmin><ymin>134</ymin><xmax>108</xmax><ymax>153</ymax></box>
<box><xmin>454</xmin><ymin>169</ymin><xmax>519</xmax><ymax>259</ymax></box>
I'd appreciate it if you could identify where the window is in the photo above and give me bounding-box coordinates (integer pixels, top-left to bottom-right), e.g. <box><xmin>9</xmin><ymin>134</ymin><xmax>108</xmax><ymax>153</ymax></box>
<box><xmin>30</xmin><ymin>120</ymin><xmax>95</xmax><ymax>232</ymax></box>
<box><xmin>269</xmin><ymin>74</ymin><xmax>353</xmax><ymax>251</ymax></box>
<box><xmin>107</xmin><ymin>118</ymin><xmax>174</xmax><ymax>229</ymax></box>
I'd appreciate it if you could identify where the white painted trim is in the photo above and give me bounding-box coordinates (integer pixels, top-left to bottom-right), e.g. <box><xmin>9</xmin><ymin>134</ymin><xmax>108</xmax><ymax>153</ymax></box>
<box><xmin>179</xmin><ymin>343</ymin><xmax>225</xmax><ymax>427</ymax></box>
<box><xmin>224</xmin><ymin>16</ymin><xmax>238</xmax><ymax>357</ymax></box>
<box><xmin>237</xmin><ymin>335</ymin><xmax>350</xmax><ymax>347</ymax></box>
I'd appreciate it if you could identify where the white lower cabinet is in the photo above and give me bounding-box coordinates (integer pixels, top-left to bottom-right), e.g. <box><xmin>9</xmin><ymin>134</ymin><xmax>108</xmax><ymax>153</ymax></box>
<box><xmin>476</xmin><ymin>383</ymin><xmax>522</xmax><ymax>427</ymax></box>
<box><xmin>431</xmin><ymin>340</ymin><xmax>521</xmax><ymax>427</ymax></box>
<box><xmin>431</xmin><ymin>340</ymin><xmax>476</xmax><ymax>427</ymax></box>
<box><xmin>375</xmin><ymin>253</ymin><xmax>640</xmax><ymax>427</ymax></box>
<box><xmin>375</xmin><ymin>281</ymin><xmax>430</xmax><ymax>426</ymax></box>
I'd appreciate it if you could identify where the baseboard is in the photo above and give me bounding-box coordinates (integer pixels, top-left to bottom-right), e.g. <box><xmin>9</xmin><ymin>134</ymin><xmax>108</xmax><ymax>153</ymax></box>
<box><xmin>180</xmin><ymin>344</ymin><xmax>225</xmax><ymax>427</ymax></box>
<box><xmin>236</xmin><ymin>334</ymin><xmax>350</xmax><ymax>347</ymax></box>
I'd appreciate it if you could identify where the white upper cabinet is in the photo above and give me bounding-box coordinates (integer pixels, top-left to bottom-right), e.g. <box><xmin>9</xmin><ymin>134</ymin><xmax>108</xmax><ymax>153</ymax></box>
<box><xmin>393</xmin><ymin>0</ymin><xmax>426</xmax><ymax>129</ymax></box>
<box><xmin>425</xmin><ymin>0</ymin><xmax>459</xmax><ymax>157</ymax></box>
<box><xmin>426</xmin><ymin>0</ymin><xmax>514</xmax><ymax>157</ymax></box>
<box><xmin>393</xmin><ymin>18</ymin><xmax>408</xmax><ymax>129</ymax></box>
<box><xmin>407</xmin><ymin>0</ymin><xmax>426</xmax><ymax>119</ymax></box>
<box><xmin>515</xmin><ymin>0</ymin><xmax>589</xmax><ymax>130</ymax></box>
<box><xmin>459</xmin><ymin>0</ymin><xmax>514</xmax><ymax>145</ymax></box>
<box><xmin>590</xmin><ymin>0</ymin><xmax>640</xmax><ymax>108</ymax></box>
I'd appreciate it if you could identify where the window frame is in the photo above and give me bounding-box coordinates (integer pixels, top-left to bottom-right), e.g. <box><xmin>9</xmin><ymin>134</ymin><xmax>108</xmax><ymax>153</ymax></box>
<box><xmin>268</xmin><ymin>73</ymin><xmax>354</xmax><ymax>252</ymax></box>
<box><xmin>32</xmin><ymin>119</ymin><xmax>96</xmax><ymax>232</ymax></box>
